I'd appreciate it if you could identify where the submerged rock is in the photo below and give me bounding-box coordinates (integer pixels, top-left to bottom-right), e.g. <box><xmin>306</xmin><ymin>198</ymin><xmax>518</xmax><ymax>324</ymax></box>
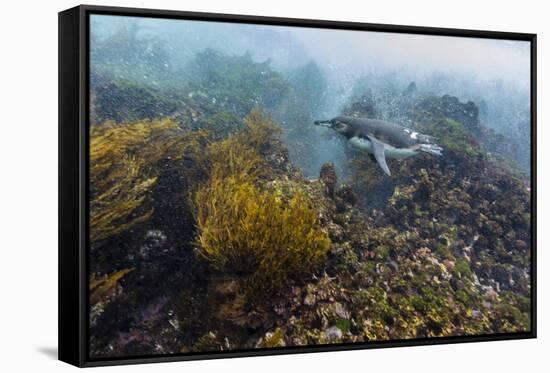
<box><xmin>335</xmin><ymin>184</ymin><xmax>357</xmax><ymax>207</ymax></box>
<box><xmin>320</xmin><ymin>162</ymin><xmax>338</xmax><ymax>198</ymax></box>
<box><xmin>89</xmin><ymin>89</ymin><xmax>531</xmax><ymax>355</ymax></box>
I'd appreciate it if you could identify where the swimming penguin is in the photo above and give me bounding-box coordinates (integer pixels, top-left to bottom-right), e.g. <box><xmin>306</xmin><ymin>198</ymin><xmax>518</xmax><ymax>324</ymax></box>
<box><xmin>314</xmin><ymin>116</ymin><xmax>442</xmax><ymax>176</ymax></box>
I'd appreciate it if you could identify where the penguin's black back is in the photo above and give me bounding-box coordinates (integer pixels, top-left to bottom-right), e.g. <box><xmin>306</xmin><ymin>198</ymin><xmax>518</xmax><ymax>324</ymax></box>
<box><xmin>339</xmin><ymin>116</ymin><xmax>417</xmax><ymax>148</ymax></box>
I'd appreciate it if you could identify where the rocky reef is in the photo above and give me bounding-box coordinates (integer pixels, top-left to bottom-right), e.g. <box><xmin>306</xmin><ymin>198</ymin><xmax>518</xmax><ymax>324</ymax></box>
<box><xmin>87</xmin><ymin>39</ymin><xmax>531</xmax><ymax>357</ymax></box>
<box><xmin>88</xmin><ymin>91</ymin><xmax>531</xmax><ymax>357</ymax></box>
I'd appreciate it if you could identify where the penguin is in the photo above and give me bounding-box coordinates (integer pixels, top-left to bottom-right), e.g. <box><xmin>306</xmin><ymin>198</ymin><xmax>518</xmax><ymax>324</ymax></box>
<box><xmin>315</xmin><ymin>116</ymin><xmax>442</xmax><ymax>176</ymax></box>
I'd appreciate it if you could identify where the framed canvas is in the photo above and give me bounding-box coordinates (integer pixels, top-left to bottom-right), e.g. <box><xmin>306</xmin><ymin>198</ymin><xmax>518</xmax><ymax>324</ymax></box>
<box><xmin>59</xmin><ymin>5</ymin><xmax>537</xmax><ymax>367</ymax></box>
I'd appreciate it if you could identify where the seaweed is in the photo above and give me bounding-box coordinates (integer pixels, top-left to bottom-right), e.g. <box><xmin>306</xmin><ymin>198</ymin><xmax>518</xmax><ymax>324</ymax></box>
<box><xmin>86</xmin><ymin>40</ymin><xmax>532</xmax><ymax>354</ymax></box>
<box><xmin>89</xmin><ymin>119</ymin><xmax>207</xmax><ymax>243</ymax></box>
<box><xmin>184</xmin><ymin>49</ymin><xmax>290</xmax><ymax>117</ymax></box>
<box><xmin>192</xmin><ymin>110</ymin><xmax>330</xmax><ymax>297</ymax></box>
<box><xmin>423</xmin><ymin>118</ymin><xmax>482</xmax><ymax>158</ymax></box>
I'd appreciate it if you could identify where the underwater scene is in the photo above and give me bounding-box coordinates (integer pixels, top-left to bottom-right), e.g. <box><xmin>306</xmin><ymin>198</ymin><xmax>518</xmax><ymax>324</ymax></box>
<box><xmin>88</xmin><ymin>14</ymin><xmax>532</xmax><ymax>358</ymax></box>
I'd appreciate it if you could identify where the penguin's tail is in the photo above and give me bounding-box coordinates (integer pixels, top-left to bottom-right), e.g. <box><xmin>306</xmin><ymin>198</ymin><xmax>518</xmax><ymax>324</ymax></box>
<box><xmin>419</xmin><ymin>143</ymin><xmax>443</xmax><ymax>156</ymax></box>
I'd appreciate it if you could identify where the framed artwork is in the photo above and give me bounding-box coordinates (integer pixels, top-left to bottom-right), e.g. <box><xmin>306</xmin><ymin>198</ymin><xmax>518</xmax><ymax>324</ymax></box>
<box><xmin>59</xmin><ymin>5</ymin><xmax>536</xmax><ymax>367</ymax></box>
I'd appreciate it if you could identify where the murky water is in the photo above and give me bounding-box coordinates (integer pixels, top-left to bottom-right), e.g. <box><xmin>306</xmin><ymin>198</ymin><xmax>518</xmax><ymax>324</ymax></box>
<box><xmin>88</xmin><ymin>14</ymin><xmax>532</xmax><ymax>358</ymax></box>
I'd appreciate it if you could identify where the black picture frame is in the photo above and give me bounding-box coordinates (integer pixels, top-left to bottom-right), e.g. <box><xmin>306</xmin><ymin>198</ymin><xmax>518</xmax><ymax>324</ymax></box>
<box><xmin>59</xmin><ymin>4</ymin><xmax>537</xmax><ymax>367</ymax></box>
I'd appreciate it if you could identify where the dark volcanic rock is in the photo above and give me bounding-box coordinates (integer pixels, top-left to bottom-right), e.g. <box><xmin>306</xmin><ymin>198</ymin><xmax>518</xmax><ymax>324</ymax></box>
<box><xmin>320</xmin><ymin>162</ymin><xmax>338</xmax><ymax>198</ymax></box>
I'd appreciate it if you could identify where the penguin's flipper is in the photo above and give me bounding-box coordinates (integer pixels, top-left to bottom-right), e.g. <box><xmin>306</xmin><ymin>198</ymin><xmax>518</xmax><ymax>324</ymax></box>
<box><xmin>367</xmin><ymin>135</ymin><xmax>391</xmax><ymax>176</ymax></box>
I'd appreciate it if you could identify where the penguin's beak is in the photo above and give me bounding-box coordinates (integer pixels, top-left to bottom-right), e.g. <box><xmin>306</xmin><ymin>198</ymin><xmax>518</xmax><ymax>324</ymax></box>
<box><xmin>314</xmin><ymin>120</ymin><xmax>332</xmax><ymax>127</ymax></box>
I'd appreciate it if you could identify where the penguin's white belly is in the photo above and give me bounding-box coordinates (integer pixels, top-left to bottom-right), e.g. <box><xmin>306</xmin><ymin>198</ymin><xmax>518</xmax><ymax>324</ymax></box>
<box><xmin>348</xmin><ymin>136</ymin><xmax>418</xmax><ymax>159</ymax></box>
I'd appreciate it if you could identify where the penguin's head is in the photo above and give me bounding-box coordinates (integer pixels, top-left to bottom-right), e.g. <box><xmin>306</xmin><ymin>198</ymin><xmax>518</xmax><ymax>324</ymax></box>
<box><xmin>314</xmin><ymin>116</ymin><xmax>353</xmax><ymax>137</ymax></box>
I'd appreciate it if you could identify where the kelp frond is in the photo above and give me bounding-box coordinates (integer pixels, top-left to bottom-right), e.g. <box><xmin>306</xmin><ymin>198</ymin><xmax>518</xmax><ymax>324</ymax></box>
<box><xmin>90</xmin><ymin>268</ymin><xmax>134</xmax><ymax>306</ymax></box>
<box><xmin>90</xmin><ymin>119</ymin><xmax>207</xmax><ymax>242</ymax></box>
